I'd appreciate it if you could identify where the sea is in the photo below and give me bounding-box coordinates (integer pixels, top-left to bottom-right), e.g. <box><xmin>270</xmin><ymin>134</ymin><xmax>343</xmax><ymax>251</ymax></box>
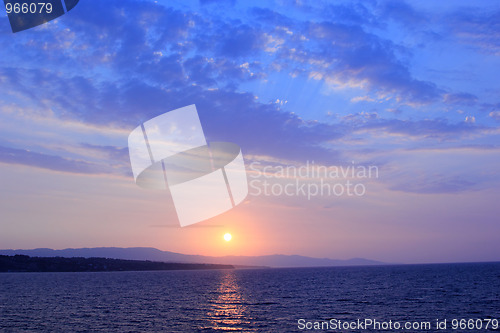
<box><xmin>0</xmin><ymin>263</ymin><xmax>499</xmax><ymax>332</ymax></box>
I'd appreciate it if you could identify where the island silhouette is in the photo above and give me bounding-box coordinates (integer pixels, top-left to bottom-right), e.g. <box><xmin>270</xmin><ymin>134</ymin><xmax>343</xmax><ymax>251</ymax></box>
<box><xmin>0</xmin><ymin>247</ymin><xmax>384</xmax><ymax>269</ymax></box>
<box><xmin>0</xmin><ymin>254</ymin><xmax>233</xmax><ymax>272</ymax></box>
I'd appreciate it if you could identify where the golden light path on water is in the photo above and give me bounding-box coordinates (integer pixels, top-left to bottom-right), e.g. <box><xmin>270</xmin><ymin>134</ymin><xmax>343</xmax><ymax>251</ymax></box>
<box><xmin>206</xmin><ymin>270</ymin><xmax>249</xmax><ymax>331</ymax></box>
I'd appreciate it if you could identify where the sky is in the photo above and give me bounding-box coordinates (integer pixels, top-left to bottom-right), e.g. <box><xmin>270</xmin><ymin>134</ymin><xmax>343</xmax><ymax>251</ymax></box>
<box><xmin>0</xmin><ymin>0</ymin><xmax>499</xmax><ymax>264</ymax></box>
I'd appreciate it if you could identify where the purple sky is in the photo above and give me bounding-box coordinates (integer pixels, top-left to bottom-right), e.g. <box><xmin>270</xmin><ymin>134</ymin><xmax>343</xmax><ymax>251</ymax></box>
<box><xmin>0</xmin><ymin>0</ymin><xmax>499</xmax><ymax>263</ymax></box>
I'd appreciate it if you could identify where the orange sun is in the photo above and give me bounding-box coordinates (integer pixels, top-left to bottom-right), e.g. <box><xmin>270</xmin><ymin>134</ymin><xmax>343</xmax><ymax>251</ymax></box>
<box><xmin>223</xmin><ymin>233</ymin><xmax>232</xmax><ymax>242</ymax></box>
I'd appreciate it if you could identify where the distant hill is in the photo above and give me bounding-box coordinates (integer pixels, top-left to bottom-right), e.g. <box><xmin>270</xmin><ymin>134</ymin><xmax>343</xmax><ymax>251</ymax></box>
<box><xmin>0</xmin><ymin>247</ymin><xmax>384</xmax><ymax>268</ymax></box>
<box><xmin>0</xmin><ymin>255</ymin><xmax>233</xmax><ymax>272</ymax></box>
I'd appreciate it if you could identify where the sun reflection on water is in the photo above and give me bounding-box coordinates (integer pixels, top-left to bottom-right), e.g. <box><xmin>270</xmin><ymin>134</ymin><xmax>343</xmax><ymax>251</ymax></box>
<box><xmin>205</xmin><ymin>270</ymin><xmax>250</xmax><ymax>331</ymax></box>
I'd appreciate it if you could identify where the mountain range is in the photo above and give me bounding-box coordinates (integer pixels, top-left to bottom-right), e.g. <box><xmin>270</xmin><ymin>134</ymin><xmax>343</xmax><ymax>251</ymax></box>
<box><xmin>0</xmin><ymin>247</ymin><xmax>384</xmax><ymax>268</ymax></box>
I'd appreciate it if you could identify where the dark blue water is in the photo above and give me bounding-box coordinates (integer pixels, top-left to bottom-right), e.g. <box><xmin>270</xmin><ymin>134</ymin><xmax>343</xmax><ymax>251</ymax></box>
<box><xmin>0</xmin><ymin>263</ymin><xmax>499</xmax><ymax>332</ymax></box>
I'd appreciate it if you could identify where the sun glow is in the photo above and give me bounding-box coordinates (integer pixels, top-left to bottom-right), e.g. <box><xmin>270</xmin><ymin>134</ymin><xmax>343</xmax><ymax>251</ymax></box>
<box><xmin>224</xmin><ymin>233</ymin><xmax>232</xmax><ymax>242</ymax></box>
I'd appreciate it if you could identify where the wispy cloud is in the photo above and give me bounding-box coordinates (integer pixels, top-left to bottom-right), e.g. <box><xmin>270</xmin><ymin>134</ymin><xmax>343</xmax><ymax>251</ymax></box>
<box><xmin>0</xmin><ymin>145</ymin><xmax>109</xmax><ymax>175</ymax></box>
<box><xmin>448</xmin><ymin>8</ymin><xmax>500</xmax><ymax>55</ymax></box>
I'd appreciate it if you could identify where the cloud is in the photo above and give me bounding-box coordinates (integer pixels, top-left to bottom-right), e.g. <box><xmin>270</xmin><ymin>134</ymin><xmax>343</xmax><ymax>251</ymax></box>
<box><xmin>448</xmin><ymin>8</ymin><xmax>500</xmax><ymax>55</ymax></box>
<box><xmin>443</xmin><ymin>92</ymin><xmax>478</xmax><ymax>106</ymax></box>
<box><xmin>215</xmin><ymin>24</ymin><xmax>269</xmax><ymax>59</ymax></box>
<box><xmin>1</xmin><ymin>67</ymin><xmax>347</xmax><ymax>165</ymax></box>
<box><xmin>351</xmin><ymin>96</ymin><xmax>376</xmax><ymax>103</ymax></box>
<box><xmin>386</xmin><ymin>108</ymin><xmax>402</xmax><ymax>114</ymax></box>
<box><xmin>255</xmin><ymin>2</ymin><xmax>495</xmax><ymax>110</ymax></box>
<box><xmin>0</xmin><ymin>145</ymin><xmax>109</xmax><ymax>175</ymax></box>
<box><xmin>250</xmin><ymin>7</ymin><xmax>293</xmax><ymax>27</ymax></box>
<box><xmin>0</xmin><ymin>0</ymin><xmax>473</xmax><ymax>111</ymax></box>
<box><xmin>465</xmin><ymin>116</ymin><xmax>476</xmax><ymax>124</ymax></box>
<box><xmin>381</xmin><ymin>0</ymin><xmax>427</xmax><ymax>27</ymax></box>
<box><xmin>342</xmin><ymin>112</ymin><xmax>379</xmax><ymax>124</ymax></box>
<box><xmin>79</xmin><ymin>143</ymin><xmax>130</xmax><ymax>163</ymax></box>
<box><xmin>199</xmin><ymin>0</ymin><xmax>235</xmax><ymax>5</ymax></box>
<box><xmin>325</xmin><ymin>2</ymin><xmax>380</xmax><ymax>27</ymax></box>
<box><xmin>355</xmin><ymin>118</ymin><xmax>483</xmax><ymax>139</ymax></box>
<box><xmin>276</xmin><ymin>20</ymin><xmax>443</xmax><ymax>105</ymax></box>
<box><xmin>390</xmin><ymin>174</ymin><xmax>478</xmax><ymax>194</ymax></box>
<box><xmin>0</xmin><ymin>0</ymin><xmax>497</xmax><ymax>172</ymax></box>
<box><xmin>489</xmin><ymin>111</ymin><xmax>500</xmax><ymax>121</ymax></box>
<box><xmin>190</xmin><ymin>89</ymin><xmax>345</xmax><ymax>163</ymax></box>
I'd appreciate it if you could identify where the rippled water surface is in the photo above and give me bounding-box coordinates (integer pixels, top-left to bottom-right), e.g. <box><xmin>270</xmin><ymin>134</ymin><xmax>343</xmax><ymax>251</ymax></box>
<box><xmin>0</xmin><ymin>263</ymin><xmax>499</xmax><ymax>332</ymax></box>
